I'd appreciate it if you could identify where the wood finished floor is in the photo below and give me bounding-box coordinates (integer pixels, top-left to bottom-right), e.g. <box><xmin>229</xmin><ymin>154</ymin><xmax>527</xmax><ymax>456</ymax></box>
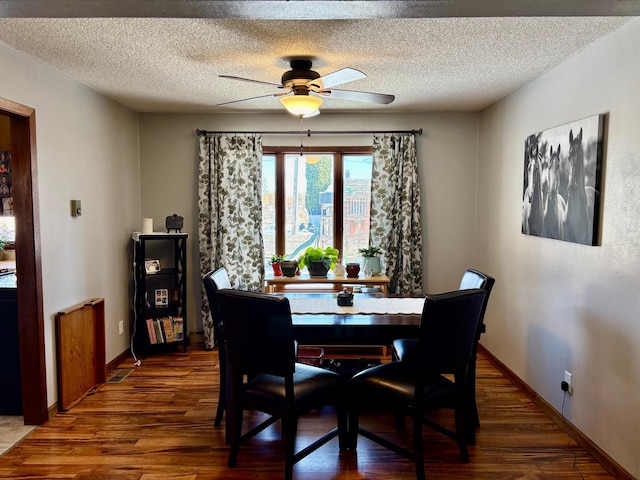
<box><xmin>0</xmin><ymin>348</ymin><xmax>614</xmax><ymax>479</ymax></box>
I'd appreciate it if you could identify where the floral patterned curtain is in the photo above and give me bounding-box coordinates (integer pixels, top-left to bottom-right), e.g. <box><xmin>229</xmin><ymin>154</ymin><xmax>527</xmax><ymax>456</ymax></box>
<box><xmin>198</xmin><ymin>133</ymin><xmax>264</xmax><ymax>349</ymax></box>
<box><xmin>370</xmin><ymin>133</ymin><xmax>423</xmax><ymax>294</ymax></box>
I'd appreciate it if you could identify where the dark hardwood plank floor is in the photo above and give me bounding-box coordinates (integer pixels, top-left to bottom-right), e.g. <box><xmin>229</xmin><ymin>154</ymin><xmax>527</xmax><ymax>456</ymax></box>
<box><xmin>0</xmin><ymin>348</ymin><xmax>614</xmax><ymax>479</ymax></box>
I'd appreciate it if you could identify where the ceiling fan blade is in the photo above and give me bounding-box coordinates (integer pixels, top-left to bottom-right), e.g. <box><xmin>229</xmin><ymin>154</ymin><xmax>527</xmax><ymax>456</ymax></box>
<box><xmin>216</xmin><ymin>92</ymin><xmax>287</xmax><ymax>107</ymax></box>
<box><xmin>308</xmin><ymin>67</ymin><xmax>366</xmax><ymax>90</ymax></box>
<box><xmin>321</xmin><ymin>88</ymin><xmax>395</xmax><ymax>105</ymax></box>
<box><xmin>219</xmin><ymin>75</ymin><xmax>282</xmax><ymax>88</ymax></box>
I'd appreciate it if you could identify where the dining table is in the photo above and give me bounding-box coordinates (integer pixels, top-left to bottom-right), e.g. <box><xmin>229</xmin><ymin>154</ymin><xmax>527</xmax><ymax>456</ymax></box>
<box><xmin>281</xmin><ymin>292</ymin><xmax>424</xmax><ymax>350</ymax></box>
<box><xmin>265</xmin><ymin>273</ymin><xmax>391</xmax><ymax>293</ymax></box>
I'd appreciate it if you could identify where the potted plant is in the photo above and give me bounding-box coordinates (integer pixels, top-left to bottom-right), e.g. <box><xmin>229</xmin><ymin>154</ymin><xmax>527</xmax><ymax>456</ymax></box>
<box><xmin>358</xmin><ymin>246</ymin><xmax>382</xmax><ymax>257</ymax></box>
<box><xmin>297</xmin><ymin>246</ymin><xmax>339</xmax><ymax>277</ymax></box>
<box><xmin>269</xmin><ymin>254</ymin><xmax>285</xmax><ymax>277</ymax></box>
<box><xmin>358</xmin><ymin>245</ymin><xmax>383</xmax><ymax>276</ymax></box>
<box><xmin>280</xmin><ymin>259</ymin><xmax>298</xmax><ymax>277</ymax></box>
<box><xmin>0</xmin><ymin>238</ymin><xmax>4</xmax><ymax>260</ymax></box>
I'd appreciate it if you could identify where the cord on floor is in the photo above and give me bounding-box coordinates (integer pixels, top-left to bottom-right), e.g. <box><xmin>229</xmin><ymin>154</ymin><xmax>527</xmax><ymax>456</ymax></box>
<box><xmin>561</xmin><ymin>390</ymin><xmax>585</xmax><ymax>480</ymax></box>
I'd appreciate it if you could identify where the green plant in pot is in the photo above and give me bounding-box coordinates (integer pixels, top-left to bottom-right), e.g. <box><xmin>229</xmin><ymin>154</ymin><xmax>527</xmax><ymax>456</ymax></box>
<box><xmin>358</xmin><ymin>245</ymin><xmax>383</xmax><ymax>276</ymax></box>
<box><xmin>297</xmin><ymin>246</ymin><xmax>339</xmax><ymax>277</ymax></box>
<box><xmin>269</xmin><ymin>254</ymin><xmax>285</xmax><ymax>277</ymax></box>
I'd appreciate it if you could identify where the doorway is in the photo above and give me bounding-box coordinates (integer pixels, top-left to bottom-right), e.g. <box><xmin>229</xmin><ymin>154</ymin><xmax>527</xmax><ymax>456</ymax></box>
<box><xmin>0</xmin><ymin>96</ymin><xmax>48</xmax><ymax>425</ymax></box>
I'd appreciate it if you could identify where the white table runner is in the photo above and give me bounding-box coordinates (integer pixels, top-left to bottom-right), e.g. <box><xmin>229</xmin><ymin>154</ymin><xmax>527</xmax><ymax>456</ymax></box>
<box><xmin>288</xmin><ymin>297</ymin><xmax>425</xmax><ymax>315</ymax></box>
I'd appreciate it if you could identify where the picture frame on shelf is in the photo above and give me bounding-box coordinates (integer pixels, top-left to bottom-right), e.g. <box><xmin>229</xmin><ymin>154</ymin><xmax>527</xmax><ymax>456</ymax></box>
<box><xmin>0</xmin><ymin>150</ymin><xmax>12</xmax><ymax>216</ymax></box>
<box><xmin>170</xmin><ymin>287</ymin><xmax>182</xmax><ymax>306</ymax></box>
<box><xmin>155</xmin><ymin>288</ymin><xmax>168</xmax><ymax>307</ymax></box>
<box><xmin>145</xmin><ymin>259</ymin><xmax>161</xmax><ymax>274</ymax></box>
<box><xmin>2</xmin><ymin>197</ymin><xmax>14</xmax><ymax>215</ymax></box>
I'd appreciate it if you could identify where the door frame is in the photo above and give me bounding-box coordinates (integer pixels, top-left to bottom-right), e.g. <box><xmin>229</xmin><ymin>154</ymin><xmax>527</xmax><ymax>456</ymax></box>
<box><xmin>0</xmin><ymin>96</ymin><xmax>48</xmax><ymax>425</ymax></box>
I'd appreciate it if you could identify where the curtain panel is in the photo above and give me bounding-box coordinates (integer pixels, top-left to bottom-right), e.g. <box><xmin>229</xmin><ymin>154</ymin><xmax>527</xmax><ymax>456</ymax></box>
<box><xmin>198</xmin><ymin>133</ymin><xmax>264</xmax><ymax>349</ymax></box>
<box><xmin>370</xmin><ymin>133</ymin><xmax>423</xmax><ymax>294</ymax></box>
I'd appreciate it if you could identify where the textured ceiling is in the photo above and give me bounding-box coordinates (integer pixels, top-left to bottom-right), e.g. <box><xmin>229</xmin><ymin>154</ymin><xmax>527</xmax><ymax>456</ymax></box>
<box><xmin>0</xmin><ymin>6</ymin><xmax>634</xmax><ymax>113</ymax></box>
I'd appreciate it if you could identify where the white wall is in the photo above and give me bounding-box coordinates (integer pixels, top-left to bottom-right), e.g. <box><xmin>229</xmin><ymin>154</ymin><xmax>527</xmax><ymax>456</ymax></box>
<box><xmin>139</xmin><ymin>111</ymin><xmax>480</xmax><ymax>334</ymax></box>
<box><xmin>5</xmin><ymin>16</ymin><xmax>636</xmax><ymax>473</ymax></box>
<box><xmin>476</xmin><ymin>18</ymin><xmax>640</xmax><ymax>477</ymax></box>
<box><xmin>0</xmin><ymin>42</ymin><xmax>141</xmax><ymax>406</ymax></box>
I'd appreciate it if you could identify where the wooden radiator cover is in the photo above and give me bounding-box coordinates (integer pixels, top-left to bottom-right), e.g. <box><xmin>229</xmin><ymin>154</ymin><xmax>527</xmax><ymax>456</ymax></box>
<box><xmin>55</xmin><ymin>298</ymin><xmax>106</xmax><ymax>411</ymax></box>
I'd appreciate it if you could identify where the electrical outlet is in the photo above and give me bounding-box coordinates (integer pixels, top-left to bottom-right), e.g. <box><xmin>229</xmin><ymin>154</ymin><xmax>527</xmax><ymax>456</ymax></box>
<box><xmin>118</xmin><ymin>320</ymin><xmax>124</xmax><ymax>335</ymax></box>
<box><xmin>564</xmin><ymin>370</ymin><xmax>573</xmax><ymax>394</ymax></box>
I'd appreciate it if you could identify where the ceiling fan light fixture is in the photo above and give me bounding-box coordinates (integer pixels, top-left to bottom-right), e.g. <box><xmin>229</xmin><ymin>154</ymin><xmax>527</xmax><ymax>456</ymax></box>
<box><xmin>280</xmin><ymin>94</ymin><xmax>323</xmax><ymax>116</ymax></box>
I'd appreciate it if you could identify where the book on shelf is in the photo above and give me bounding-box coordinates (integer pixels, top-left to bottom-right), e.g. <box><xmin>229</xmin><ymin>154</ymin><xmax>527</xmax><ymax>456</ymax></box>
<box><xmin>161</xmin><ymin>316</ymin><xmax>176</xmax><ymax>343</ymax></box>
<box><xmin>146</xmin><ymin>318</ymin><xmax>157</xmax><ymax>344</ymax></box>
<box><xmin>172</xmin><ymin>316</ymin><xmax>184</xmax><ymax>341</ymax></box>
<box><xmin>153</xmin><ymin>319</ymin><xmax>165</xmax><ymax>343</ymax></box>
<box><xmin>144</xmin><ymin>316</ymin><xmax>185</xmax><ymax>346</ymax></box>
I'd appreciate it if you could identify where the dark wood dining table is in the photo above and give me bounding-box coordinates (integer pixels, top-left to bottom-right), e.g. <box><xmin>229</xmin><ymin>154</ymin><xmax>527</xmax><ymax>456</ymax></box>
<box><xmin>280</xmin><ymin>292</ymin><xmax>423</xmax><ymax>347</ymax></box>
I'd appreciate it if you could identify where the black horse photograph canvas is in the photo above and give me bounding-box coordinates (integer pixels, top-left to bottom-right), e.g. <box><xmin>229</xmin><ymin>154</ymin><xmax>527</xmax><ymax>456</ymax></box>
<box><xmin>521</xmin><ymin>114</ymin><xmax>604</xmax><ymax>246</ymax></box>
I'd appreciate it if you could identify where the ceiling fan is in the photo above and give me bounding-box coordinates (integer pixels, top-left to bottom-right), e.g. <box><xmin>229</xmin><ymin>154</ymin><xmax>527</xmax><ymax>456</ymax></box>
<box><xmin>217</xmin><ymin>59</ymin><xmax>395</xmax><ymax>116</ymax></box>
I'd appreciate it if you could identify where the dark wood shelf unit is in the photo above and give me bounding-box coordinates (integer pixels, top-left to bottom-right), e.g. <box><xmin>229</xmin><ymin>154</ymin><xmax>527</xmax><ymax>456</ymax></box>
<box><xmin>132</xmin><ymin>232</ymin><xmax>188</xmax><ymax>357</ymax></box>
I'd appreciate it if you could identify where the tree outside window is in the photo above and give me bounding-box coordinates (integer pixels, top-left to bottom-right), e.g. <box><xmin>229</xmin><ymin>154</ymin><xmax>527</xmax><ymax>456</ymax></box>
<box><xmin>262</xmin><ymin>148</ymin><xmax>372</xmax><ymax>273</ymax></box>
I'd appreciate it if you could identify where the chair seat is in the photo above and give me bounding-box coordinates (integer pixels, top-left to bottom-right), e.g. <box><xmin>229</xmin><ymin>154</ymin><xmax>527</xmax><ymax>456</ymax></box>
<box><xmin>390</xmin><ymin>268</ymin><xmax>495</xmax><ymax>447</ymax></box>
<box><xmin>351</xmin><ymin>361</ymin><xmax>456</xmax><ymax>408</ymax></box>
<box><xmin>392</xmin><ymin>338</ymin><xmax>418</xmax><ymax>362</ymax></box>
<box><xmin>202</xmin><ymin>267</ymin><xmax>233</xmax><ymax>435</ymax></box>
<box><xmin>348</xmin><ymin>289</ymin><xmax>488</xmax><ymax>479</ymax></box>
<box><xmin>244</xmin><ymin>363</ymin><xmax>345</xmax><ymax>415</ymax></box>
<box><xmin>216</xmin><ymin>289</ymin><xmax>348</xmax><ymax>480</ymax></box>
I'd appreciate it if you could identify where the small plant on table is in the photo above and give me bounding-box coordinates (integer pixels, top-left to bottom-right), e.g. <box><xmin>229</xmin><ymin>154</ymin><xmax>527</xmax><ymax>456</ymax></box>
<box><xmin>298</xmin><ymin>246</ymin><xmax>339</xmax><ymax>277</ymax></box>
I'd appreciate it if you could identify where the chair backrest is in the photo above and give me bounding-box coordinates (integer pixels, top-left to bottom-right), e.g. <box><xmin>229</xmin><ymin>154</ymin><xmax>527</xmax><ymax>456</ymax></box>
<box><xmin>459</xmin><ymin>268</ymin><xmax>495</xmax><ymax>294</ymax></box>
<box><xmin>417</xmin><ymin>289</ymin><xmax>487</xmax><ymax>375</ymax></box>
<box><xmin>202</xmin><ymin>267</ymin><xmax>232</xmax><ymax>340</ymax></box>
<box><xmin>458</xmin><ymin>268</ymin><xmax>495</xmax><ymax>334</ymax></box>
<box><xmin>210</xmin><ymin>267</ymin><xmax>233</xmax><ymax>290</ymax></box>
<box><xmin>215</xmin><ymin>289</ymin><xmax>296</xmax><ymax>378</ymax></box>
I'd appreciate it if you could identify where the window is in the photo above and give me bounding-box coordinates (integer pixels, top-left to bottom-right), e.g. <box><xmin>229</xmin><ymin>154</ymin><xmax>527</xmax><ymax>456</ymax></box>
<box><xmin>0</xmin><ymin>216</ymin><xmax>15</xmax><ymax>243</ymax></box>
<box><xmin>262</xmin><ymin>147</ymin><xmax>373</xmax><ymax>271</ymax></box>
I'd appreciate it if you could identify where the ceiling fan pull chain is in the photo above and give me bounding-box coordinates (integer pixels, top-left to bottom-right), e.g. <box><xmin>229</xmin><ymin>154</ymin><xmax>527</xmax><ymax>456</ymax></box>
<box><xmin>300</xmin><ymin>115</ymin><xmax>304</xmax><ymax>157</ymax></box>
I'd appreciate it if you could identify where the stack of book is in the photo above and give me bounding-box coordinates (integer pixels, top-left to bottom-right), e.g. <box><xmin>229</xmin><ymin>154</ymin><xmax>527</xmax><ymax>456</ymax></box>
<box><xmin>145</xmin><ymin>316</ymin><xmax>184</xmax><ymax>344</ymax></box>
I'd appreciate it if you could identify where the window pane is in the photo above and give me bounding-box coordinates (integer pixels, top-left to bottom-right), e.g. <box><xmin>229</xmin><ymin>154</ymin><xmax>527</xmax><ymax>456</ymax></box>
<box><xmin>0</xmin><ymin>216</ymin><xmax>15</xmax><ymax>243</ymax></box>
<box><xmin>342</xmin><ymin>155</ymin><xmax>373</xmax><ymax>263</ymax></box>
<box><xmin>262</xmin><ymin>155</ymin><xmax>276</xmax><ymax>271</ymax></box>
<box><xmin>284</xmin><ymin>154</ymin><xmax>334</xmax><ymax>264</ymax></box>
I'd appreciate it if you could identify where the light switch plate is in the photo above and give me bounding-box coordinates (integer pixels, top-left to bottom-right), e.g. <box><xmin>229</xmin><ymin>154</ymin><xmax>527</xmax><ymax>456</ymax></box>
<box><xmin>71</xmin><ymin>199</ymin><xmax>82</xmax><ymax>217</ymax></box>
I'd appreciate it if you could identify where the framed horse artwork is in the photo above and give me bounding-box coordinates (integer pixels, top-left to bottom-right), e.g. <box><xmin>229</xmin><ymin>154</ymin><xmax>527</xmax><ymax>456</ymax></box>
<box><xmin>521</xmin><ymin>114</ymin><xmax>605</xmax><ymax>246</ymax></box>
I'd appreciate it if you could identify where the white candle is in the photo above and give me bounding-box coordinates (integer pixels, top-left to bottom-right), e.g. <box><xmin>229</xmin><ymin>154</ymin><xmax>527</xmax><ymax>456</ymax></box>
<box><xmin>141</xmin><ymin>218</ymin><xmax>153</xmax><ymax>234</ymax></box>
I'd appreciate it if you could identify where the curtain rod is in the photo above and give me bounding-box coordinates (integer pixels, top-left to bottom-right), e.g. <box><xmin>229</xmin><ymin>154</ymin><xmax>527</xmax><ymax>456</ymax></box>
<box><xmin>196</xmin><ymin>128</ymin><xmax>422</xmax><ymax>137</ymax></box>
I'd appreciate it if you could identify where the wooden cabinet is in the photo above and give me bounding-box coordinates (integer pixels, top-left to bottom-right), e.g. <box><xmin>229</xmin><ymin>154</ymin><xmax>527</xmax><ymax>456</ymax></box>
<box><xmin>132</xmin><ymin>233</ymin><xmax>188</xmax><ymax>357</ymax></box>
<box><xmin>0</xmin><ymin>275</ymin><xmax>21</xmax><ymax>415</ymax></box>
<box><xmin>56</xmin><ymin>298</ymin><xmax>106</xmax><ymax>411</ymax></box>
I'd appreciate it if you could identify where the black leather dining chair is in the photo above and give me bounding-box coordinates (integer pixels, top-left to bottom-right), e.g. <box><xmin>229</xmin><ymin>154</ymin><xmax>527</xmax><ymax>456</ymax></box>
<box><xmin>202</xmin><ymin>268</ymin><xmax>232</xmax><ymax>431</ymax></box>
<box><xmin>348</xmin><ymin>289</ymin><xmax>487</xmax><ymax>480</ymax></box>
<box><xmin>215</xmin><ymin>289</ymin><xmax>347</xmax><ymax>480</ymax></box>
<box><xmin>392</xmin><ymin>268</ymin><xmax>495</xmax><ymax>443</ymax></box>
